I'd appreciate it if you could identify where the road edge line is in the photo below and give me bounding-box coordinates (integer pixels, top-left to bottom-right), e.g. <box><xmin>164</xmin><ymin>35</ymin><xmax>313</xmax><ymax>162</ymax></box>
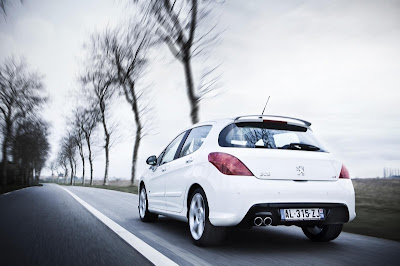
<box><xmin>58</xmin><ymin>185</ymin><xmax>178</xmax><ymax>266</ymax></box>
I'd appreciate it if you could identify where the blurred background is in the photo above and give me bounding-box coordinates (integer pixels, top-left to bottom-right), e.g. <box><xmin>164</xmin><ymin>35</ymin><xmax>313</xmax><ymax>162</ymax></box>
<box><xmin>1</xmin><ymin>0</ymin><xmax>399</xmax><ymax>184</ymax></box>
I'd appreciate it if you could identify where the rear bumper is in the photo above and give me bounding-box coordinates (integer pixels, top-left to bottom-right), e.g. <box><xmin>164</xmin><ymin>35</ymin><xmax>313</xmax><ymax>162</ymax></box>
<box><xmin>238</xmin><ymin>203</ymin><xmax>349</xmax><ymax>227</ymax></box>
<box><xmin>205</xmin><ymin>171</ymin><xmax>356</xmax><ymax>227</ymax></box>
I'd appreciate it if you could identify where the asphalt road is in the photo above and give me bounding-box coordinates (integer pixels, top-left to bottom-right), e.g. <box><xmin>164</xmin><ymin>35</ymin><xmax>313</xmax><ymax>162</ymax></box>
<box><xmin>2</xmin><ymin>184</ymin><xmax>400</xmax><ymax>265</ymax></box>
<box><xmin>0</xmin><ymin>184</ymin><xmax>151</xmax><ymax>266</ymax></box>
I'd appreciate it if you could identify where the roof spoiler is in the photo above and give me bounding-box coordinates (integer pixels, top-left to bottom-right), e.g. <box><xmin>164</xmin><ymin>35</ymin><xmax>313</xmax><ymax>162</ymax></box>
<box><xmin>233</xmin><ymin>115</ymin><xmax>312</xmax><ymax>127</ymax></box>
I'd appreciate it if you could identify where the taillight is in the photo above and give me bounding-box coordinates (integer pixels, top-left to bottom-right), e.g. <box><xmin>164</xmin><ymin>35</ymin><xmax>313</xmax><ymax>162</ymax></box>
<box><xmin>208</xmin><ymin>152</ymin><xmax>253</xmax><ymax>176</ymax></box>
<box><xmin>339</xmin><ymin>164</ymin><xmax>350</xmax><ymax>179</ymax></box>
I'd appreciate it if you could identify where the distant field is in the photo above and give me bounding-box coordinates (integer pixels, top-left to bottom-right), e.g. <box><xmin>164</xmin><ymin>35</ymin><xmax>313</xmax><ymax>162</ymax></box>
<box><xmin>343</xmin><ymin>178</ymin><xmax>400</xmax><ymax>242</ymax></box>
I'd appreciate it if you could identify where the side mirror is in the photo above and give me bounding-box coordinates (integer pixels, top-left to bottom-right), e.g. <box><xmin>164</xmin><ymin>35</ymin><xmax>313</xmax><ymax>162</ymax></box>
<box><xmin>146</xmin><ymin>155</ymin><xmax>157</xmax><ymax>166</ymax></box>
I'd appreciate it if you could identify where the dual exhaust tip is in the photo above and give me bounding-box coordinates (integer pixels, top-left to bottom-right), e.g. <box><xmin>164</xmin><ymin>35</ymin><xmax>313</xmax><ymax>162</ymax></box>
<box><xmin>254</xmin><ymin>216</ymin><xmax>272</xmax><ymax>226</ymax></box>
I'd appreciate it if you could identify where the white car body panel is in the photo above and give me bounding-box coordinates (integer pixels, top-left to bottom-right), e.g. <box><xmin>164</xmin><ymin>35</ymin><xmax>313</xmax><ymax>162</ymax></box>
<box><xmin>163</xmin><ymin>155</ymin><xmax>193</xmax><ymax>213</ymax></box>
<box><xmin>139</xmin><ymin>117</ymin><xmax>356</xmax><ymax>227</ymax></box>
<box><xmin>223</xmin><ymin>148</ymin><xmax>341</xmax><ymax>181</ymax></box>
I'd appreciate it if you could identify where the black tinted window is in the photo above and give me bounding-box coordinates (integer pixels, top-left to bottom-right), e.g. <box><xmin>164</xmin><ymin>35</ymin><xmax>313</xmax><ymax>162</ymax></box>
<box><xmin>179</xmin><ymin>126</ymin><xmax>212</xmax><ymax>157</ymax></box>
<box><xmin>218</xmin><ymin>122</ymin><xmax>327</xmax><ymax>152</ymax></box>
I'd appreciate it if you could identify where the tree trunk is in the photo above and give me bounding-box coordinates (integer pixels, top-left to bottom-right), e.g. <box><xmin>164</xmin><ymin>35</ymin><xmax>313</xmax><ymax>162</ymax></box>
<box><xmin>1</xmin><ymin>128</ymin><xmax>10</xmax><ymax>185</ymax></box>
<box><xmin>1</xmin><ymin>112</ymin><xmax>13</xmax><ymax>185</ymax></box>
<box><xmin>131</xmin><ymin>133</ymin><xmax>140</xmax><ymax>185</ymax></box>
<box><xmin>103</xmin><ymin>141</ymin><xmax>109</xmax><ymax>186</ymax></box>
<box><xmin>84</xmin><ymin>133</ymin><xmax>94</xmax><ymax>186</ymax></box>
<box><xmin>33</xmin><ymin>164</ymin><xmax>37</xmax><ymax>185</ymax></box>
<box><xmin>69</xmin><ymin>158</ymin><xmax>74</xmax><ymax>185</ymax></box>
<box><xmin>129</xmin><ymin>114</ymin><xmax>142</xmax><ymax>184</ymax></box>
<box><xmin>81</xmin><ymin>156</ymin><xmax>85</xmax><ymax>185</ymax></box>
<box><xmin>100</xmin><ymin>108</ymin><xmax>110</xmax><ymax>186</ymax></box>
<box><xmin>88</xmin><ymin>145</ymin><xmax>93</xmax><ymax>186</ymax></box>
<box><xmin>89</xmin><ymin>158</ymin><xmax>93</xmax><ymax>185</ymax></box>
<box><xmin>73</xmin><ymin>159</ymin><xmax>76</xmax><ymax>185</ymax></box>
<box><xmin>183</xmin><ymin>57</ymin><xmax>199</xmax><ymax>124</ymax></box>
<box><xmin>28</xmin><ymin>168</ymin><xmax>33</xmax><ymax>186</ymax></box>
<box><xmin>128</xmin><ymin>81</ymin><xmax>142</xmax><ymax>185</ymax></box>
<box><xmin>78</xmin><ymin>145</ymin><xmax>85</xmax><ymax>185</ymax></box>
<box><xmin>24</xmin><ymin>168</ymin><xmax>29</xmax><ymax>186</ymax></box>
<box><xmin>64</xmin><ymin>167</ymin><xmax>68</xmax><ymax>184</ymax></box>
<box><xmin>35</xmin><ymin>169</ymin><xmax>41</xmax><ymax>185</ymax></box>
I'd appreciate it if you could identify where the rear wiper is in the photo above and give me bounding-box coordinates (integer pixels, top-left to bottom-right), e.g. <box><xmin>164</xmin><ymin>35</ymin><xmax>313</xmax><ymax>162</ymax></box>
<box><xmin>281</xmin><ymin>143</ymin><xmax>320</xmax><ymax>151</ymax></box>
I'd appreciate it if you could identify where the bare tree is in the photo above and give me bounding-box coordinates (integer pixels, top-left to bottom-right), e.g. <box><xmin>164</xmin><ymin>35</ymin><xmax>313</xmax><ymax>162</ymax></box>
<box><xmin>72</xmin><ymin>152</ymin><xmax>77</xmax><ymax>185</ymax></box>
<box><xmin>93</xmin><ymin>25</ymin><xmax>153</xmax><ymax>184</ymax></box>
<box><xmin>0</xmin><ymin>56</ymin><xmax>47</xmax><ymax>185</ymax></box>
<box><xmin>136</xmin><ymin>0</ymin><xmax>222</xmax><ymax>124</ymax></box>
<box><xmin>59</xmin><ymin>133</ymin><xmax>78</xmax><ymax>186</ymax></box>
<box><xmin>48</xmin><ymin>160</ymin><xmax>57</xmax><ymax>181</ymax></box>
<box><xmin>49</xmin><ymin>160</ymin><xmax>55</xmax><ymax>177</ymax></box>
<box><xmin>71</xmin><ymin>110</ymin><xmax>86</xmax><ymax>185</ymax></box>
<box><xmin>81</xmin><ymin>54</ymin><xmax>116</xmax><ymax>185</ymax></box>
<box><xmin>56</xmin><ymin>149</ymin><xmax>68</xmax><ymax>184</ymax></box>
<box><xmin>78</xmin><ymin>106</ymin><xmax>99</xmax><ymax>185</ymax></box>
<box><xmin>76</xmin><ymin>135</ymin><xmax>85</xmax><ymax>184</ymax></box>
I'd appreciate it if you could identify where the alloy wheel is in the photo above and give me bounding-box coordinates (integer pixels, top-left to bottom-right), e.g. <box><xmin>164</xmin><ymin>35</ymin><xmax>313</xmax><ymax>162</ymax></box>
<box><xmin>139</xmin><ymin>188</ymin><xmax>147</xmax><ymax>218</ymax></box>
<box><xmin>189</xmin><ymin>193</ymin><xmax>206</xmax><ymax>240</ymax></box>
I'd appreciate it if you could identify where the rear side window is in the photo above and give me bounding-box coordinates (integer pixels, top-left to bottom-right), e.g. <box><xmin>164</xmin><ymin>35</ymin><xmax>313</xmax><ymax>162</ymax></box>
<box><xmin>218</xmin><ymin>122</ymin><xmax>327</xmax><ymax>152</ymax></box>
<box><xmin>179</xmin><ymin>126</ymin><xmax>212</xmax><ymax>157</ymax></box>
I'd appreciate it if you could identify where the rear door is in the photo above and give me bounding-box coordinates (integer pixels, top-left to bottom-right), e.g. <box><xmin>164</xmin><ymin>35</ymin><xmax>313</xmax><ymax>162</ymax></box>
<box><xmin>164</xmin><ymin>125</ymin><xmax>212</xmax><ymax>213</ymax></box>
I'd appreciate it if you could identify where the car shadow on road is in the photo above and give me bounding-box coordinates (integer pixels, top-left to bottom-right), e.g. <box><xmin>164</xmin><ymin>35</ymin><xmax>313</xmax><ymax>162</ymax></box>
<box><xmin>137</xmin><ymin>216</ymin><xmax>346</xmax><ymax>255</ymax></box>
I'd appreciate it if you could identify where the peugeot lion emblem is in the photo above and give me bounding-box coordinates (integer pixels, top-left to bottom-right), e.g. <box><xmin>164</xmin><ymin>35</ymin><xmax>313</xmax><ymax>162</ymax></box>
<box><xmin>296</xmin><ymin>166</ymin><xmax>305</xmax><ymax>176</ymax></box>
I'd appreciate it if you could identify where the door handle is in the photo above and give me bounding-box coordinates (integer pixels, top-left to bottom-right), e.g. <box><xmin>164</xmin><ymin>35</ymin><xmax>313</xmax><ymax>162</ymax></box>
<box><xmin>161</xmin><ymin>165</ymin><xmax>170</xmax><ymax>172</ymax></box>
<box><xmin>186</xmin><ymin>158</ymin><xmax>193</xmax><ymax>164</ymax></box>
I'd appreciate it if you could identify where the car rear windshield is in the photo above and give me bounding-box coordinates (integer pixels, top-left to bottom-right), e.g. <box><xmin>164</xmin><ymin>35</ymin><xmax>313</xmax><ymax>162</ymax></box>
<box><xmin>218</xmin><ymin>122</ymin><xmax>327</xmax><ymax>152</ymax></box>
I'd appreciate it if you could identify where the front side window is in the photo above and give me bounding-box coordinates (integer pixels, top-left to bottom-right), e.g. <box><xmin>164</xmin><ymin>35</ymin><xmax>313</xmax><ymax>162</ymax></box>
<box><xmin>179</xmin><ymin>125</ymin><xmax>212</xmax><ymax>158</ymax></box>
<box><xmin>157</xmin><ymin>151</ymin><xmax>165</xmax><ymax>165</ymax></box>
<box><xmin>218</xmin><ymin>122</ymin><xmax>327</xmax><ymax>152</ymax></box>
<box><xmin>160</xmin><ymin>131</ymin><xmax>187</xmax><ymax>165</ymax></box>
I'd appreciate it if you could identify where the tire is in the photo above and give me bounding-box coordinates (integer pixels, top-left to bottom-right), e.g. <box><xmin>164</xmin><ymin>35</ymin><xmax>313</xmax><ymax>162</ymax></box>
<box><xmin>188</xmin><ymin>188</ymin><xmax>226</xmax><ymax>246</ymax></box>
<box><xmin>138</xmin><ymin>186</ymin><xmax>158</xmax><ymax>222</ymax></box>
<box><xmin>301</xmin><ymin>224</ymin><xmax>343</xmax><ymax>242</ymax></box>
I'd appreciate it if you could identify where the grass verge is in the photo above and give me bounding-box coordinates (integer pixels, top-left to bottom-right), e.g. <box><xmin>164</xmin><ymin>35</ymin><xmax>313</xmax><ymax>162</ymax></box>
<box><xmin>56</xmin><ymin>182</ymin><xmax>138</xmax><ymax>194</ymax></box>
<box><xmin>343</xmin><ymin>178</ymin><xmax>400</xmax><ymax>242</ymax></box>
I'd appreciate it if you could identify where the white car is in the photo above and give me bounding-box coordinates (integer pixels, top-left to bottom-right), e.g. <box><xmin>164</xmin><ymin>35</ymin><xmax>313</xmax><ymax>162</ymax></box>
<box><xmin>138</xmin><ymin>115</ymin><xmax>356</xmax><ymax>246</ymax></box>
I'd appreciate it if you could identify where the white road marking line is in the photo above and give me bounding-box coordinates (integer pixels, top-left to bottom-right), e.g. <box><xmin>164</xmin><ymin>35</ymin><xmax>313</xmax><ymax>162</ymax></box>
<box><xmin>58</xmin><ymin>185</ymin><xmax>178</xmax><ymax>266</ymax></box>
<box><xmin>141</xmin><ymin>230</ymin><xmax>212</xmax><ymax>266</ymax></box>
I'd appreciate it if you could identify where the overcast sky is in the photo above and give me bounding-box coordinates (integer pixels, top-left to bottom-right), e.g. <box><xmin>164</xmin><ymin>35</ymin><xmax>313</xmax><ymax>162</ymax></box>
<box><xmin>1</xmin><ymin>0</ymin><xmax>399</xmax><ymax>179</ymax></box>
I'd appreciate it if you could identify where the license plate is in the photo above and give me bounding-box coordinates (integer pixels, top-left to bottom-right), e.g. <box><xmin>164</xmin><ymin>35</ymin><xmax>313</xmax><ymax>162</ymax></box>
<box><xmin>280</xmin><ymin>208</ymin><xmax>325</xmax><ymax>221</ymax></box>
